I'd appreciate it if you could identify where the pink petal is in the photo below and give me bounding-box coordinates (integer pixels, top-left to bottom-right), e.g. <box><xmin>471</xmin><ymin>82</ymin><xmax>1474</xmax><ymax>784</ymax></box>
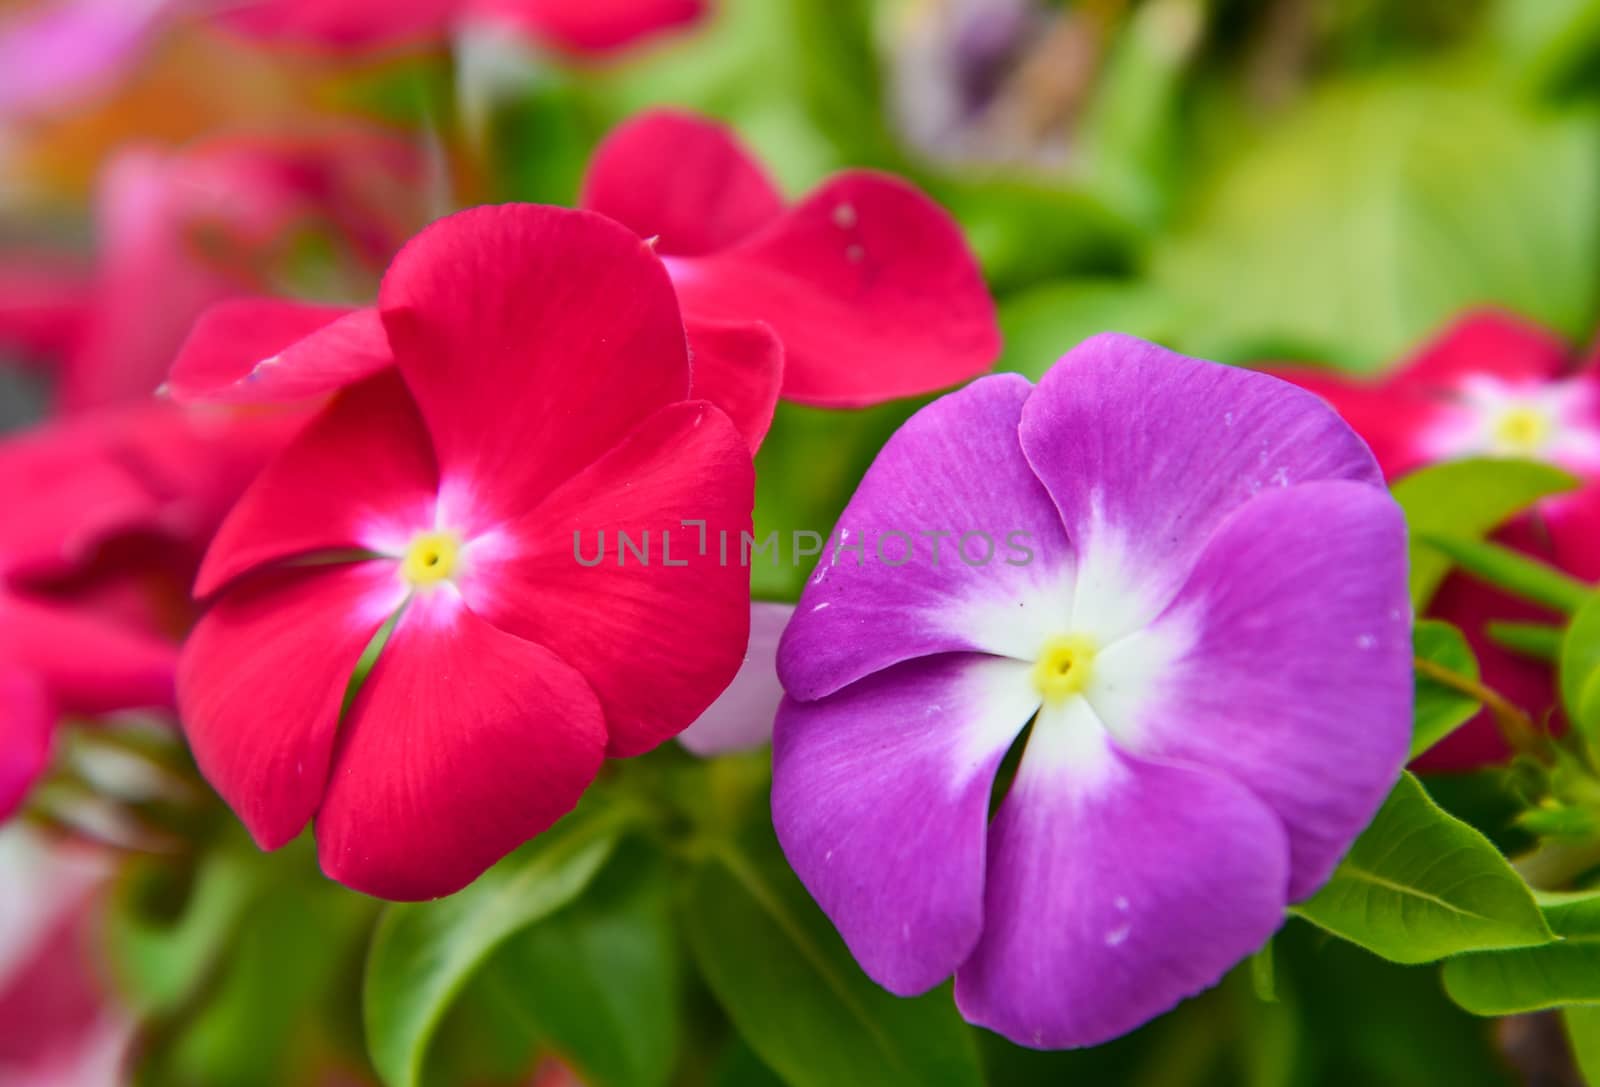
<box><xmin>0</xmin><ymin>671</ymin><xmax>53</xmax><ymax>820</ymax></box>
<box><xmin>667</xmin><ymin>171</ymin><xmax>999</xmax><ymax>406</ymax></box>
<box><xmin>217</xmin><ymin>0</ymin><xmax>458</xmax><ymax>50</ymax></box>
<box><xmin>1399</xmin><ymin>309</ymin><xmax>1573</xmax><ymax>388</ymax></box>
<box><xmin>685</xmin><ymin>317</ymin><xmax>783</xmax><ymax>452</ymax></box>
<box><xmin>196</xmin><ymin>373</ymin><xmax>439</xmax><ymax>597</ymax></box>
<box><xmin>166</xmin><ymin>299</ymin><xmax>392</xmax><ymax>404</ymax></box>
<box><xmin>0</xmin><ymin>252</ymin><xmax>91</xmax><ymax>364</ymax></box>
<box><xmin>581</xmin><ymin>109</ymin><xmax>783</xmax><ymax>256</ymax></box>
<box><xmin>315</xmin><ymin>590</ymin><xmax>606</xmax><ymax>900</ymax></box>
<box><xmin>468</xmin><ymin>0</ymin><xmax>706</xmax><ymax>54</ymax></box>
<box><xmin>379</xmin><ymin>205</ymin><xmax>690</xmax><ymax>533</ymax></box>
<box><xmin>679</xmin><ymin>601</ymin><xmax>792</xmax><ymax>755</ymax></box>
<box><xmin>462</xmin><ymin>401</ymin><xmax>753</xmax><ymax>758</ymax></box>
<box><xmin>178</xmin><ymin>562</ymin><xmax>407</xmax><ymax>850</ymax></box>
<box><xmin>0</xmin><ymin>0</ymin><xmax>174</xmax><ymax>119</ymax></box>
<box><xmin>1</xmin><ymin>590</ymin><xmax>177</xmax><ymax>714</ymax></box>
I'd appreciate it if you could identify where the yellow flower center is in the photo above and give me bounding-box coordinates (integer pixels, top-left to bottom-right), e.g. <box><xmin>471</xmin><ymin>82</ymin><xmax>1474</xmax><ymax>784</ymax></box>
<box><xmin>401</xmin><ymin>531</ymin><xmax>461</xmax><ymax>587</ymax></box>
<box><xmin>1491</xmin><ymin>406</ymin><xmax>1552</xmax><ymax>457</ymax></box>
<box><xmin>1033</xmin><ymin>635</ymin><xmax>1098</xmax><ymax>702</ymax></box>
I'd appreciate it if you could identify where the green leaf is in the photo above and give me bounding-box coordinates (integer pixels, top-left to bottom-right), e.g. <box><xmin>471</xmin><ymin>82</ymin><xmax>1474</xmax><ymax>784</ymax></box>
<box><xmin>1153</xmin><ymin>76</ymin><xmax>1600</xmax><ymax>371</ymax></box>
<box><xmin>363</xmin><ymin>806</ymin><xmax>626</xmax><ymax>1087</ymax></box>
<box><xmin>996</xmin><ymin>280</ymin><xmax>1173</xmax><ymax>381</ymax></box>
<box><xmin>1412</xmin><ymin>620</ymin><xmax>1482</xmax><ymax>758</ymax></box>
<box><xmin>482</xmin><ymin>843</ymin><xmax>681</xmax><ymax>1087</ymax></box>
<box><xmin>1391</xmin><ymin>458</ymin><xmax>1576</xmax><ymax>605</ymax></box>
<box><xmin>1443</xmin><ymin>888</ymin><xmax>1600</xmax><ymax>1014</ymax></box>
<box><xmin>1293</xmin><ymin>773</ymin><xmax>1553</xmax><ymax>963</ymax></box>
<box><xmin>1486</xmin><ymin>621</ymin><xmax>1564</xmax><ymax>661</ymax></box>
<box><xmin>1566</xmin><ymin>1006</ymin><xmax>1600</xmax><ymax>1084</ymax></box>
<box><xmin>681</xmin><ymin>830</ymin><xmax>983</xmax><ymax>1087</ymax></box>
<box><xmin>1419</xmin><ymin>534</ymin><xmax>1590</xmax><ymax>613</ymax></box>
<box><xmin>1562</xmin><ymin>593</ymin><xmax>1600</xmax><ymax>744</ymax></box>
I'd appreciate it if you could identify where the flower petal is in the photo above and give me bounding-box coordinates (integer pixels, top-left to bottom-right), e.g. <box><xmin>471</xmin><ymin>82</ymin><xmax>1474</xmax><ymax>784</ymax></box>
<box><xmin>678</xmin><ymin>601</ymin><xmax>793</xmax><ymax>756</ymax></box>
<box><xmin>668</xmin><ymin>171</ymin><xmax>999</xmax><ymax>406</ymax></box>
<box><xmin>954</xmin><ymin>715</ymin><xmax>1288</xmax><ymax>1049</ymax></box>
<box><xmin>2</xmin><ymin>592</ymin><xmax>176</xmax><ymax>714</ymax></box>
<box><xmin>0</xmin><ymin>671</ymin><xmax>52</xmax><ymax>820</ymax></box>
<box><xmin>315</xmin><ymin>590</ymin><xmax>606</xmax><ymax>900</ymax></box>
<box><xmin>1113</xmin><ymin>481</ymin><xmax>1411</xmax><ymax>899</ymax></box>
<box><xmin>461</xmin><ymin>401</ymin><xmax>752</xmax><ymax>757</ymax></box>
<box><xmin>580</xmin><ymin>109</ymin><xmax>784</xmax><ymax>256</ymax></box>
<box><xmin>196</xmin><ymin>372</ymin><xmax>438</xmax><ymax>597</ymax></box>
<box><xmin>686</xmin><ymin>317</ymin><xmax>783</xmax><ymax>452</ymax></box>
<box><xmin>1019</xmin><ymin>334</ymin><xmax>1384</xmax><ymax>635</ymax></box>
<box><xmin>772</xmin><ymin>653</ymin><xmax>1040</xmax><ymax>995</ymax></box>
<box><xmin>468</xmin><ymin>0</ymin><xmax>707</xmax><ymax>54</ymax></box>
<box><xmin>1399</xmin><ymin>310</ymin><xmax>1572</xmax><ymax>389</ymax></box>
<box><xmin>779</xmin><ymin>374</ymin><xmax>1072</xmax><ymax>701</ymax></box>
<box><xmin>177</xmin><ymin>561</ymin><xmax>406</xmax><ymax>851</ymax></box>
<box><xmin>166</xmin><ymin>299</ymin><xmax>391</xmax><ymax>404</ymax></box>
<box><xmin>217</xmin><ymin>0</ymin><xmax>457</xmax><ymax>50</ymax></box>
<box><xmin>1265</xmin><ymin>367</ymin><xmax>1444</xmax><ymax>479</ymax></box>
<box><xmin>379</xmin><ymin>205</ymin><xmax>690</xmax><ymax>532</ymax></box>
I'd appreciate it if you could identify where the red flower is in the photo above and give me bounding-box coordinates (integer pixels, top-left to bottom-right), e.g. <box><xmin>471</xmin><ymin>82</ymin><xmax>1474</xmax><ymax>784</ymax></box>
<box><xmin>1271</xmin><ymin>310</ymin><xmax>1600</xmax><ymax>769</ymax></box>
<box><xmin>219</xmin><ymin>0</ymin><xmax>707</xmax><ymax>55</ymax></box>
<box><xmin>177</xmin><ymin>205</ymin><xmax>754</xmax><ymax>899</ymax></box>
<box><xmin>167</xmin><ymin>110</ymin><xmax>1002</xmax><ymax>453</ymax></box>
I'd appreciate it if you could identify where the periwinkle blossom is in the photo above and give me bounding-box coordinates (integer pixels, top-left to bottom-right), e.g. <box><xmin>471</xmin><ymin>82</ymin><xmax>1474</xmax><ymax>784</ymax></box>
<box><xmin>772</xmin><ymin>334</ymin><xmax>1412</xmax><ymax>1047</ymax></box>
<box><xmin>178</xmin><ymin>204</ymin><xmax>753</xmax><ymax>900</ymax></box>
<box><xmin>1272</xmin><ymin>310</ymin><xmax>1600</xmax><ymax>768</ymax></box>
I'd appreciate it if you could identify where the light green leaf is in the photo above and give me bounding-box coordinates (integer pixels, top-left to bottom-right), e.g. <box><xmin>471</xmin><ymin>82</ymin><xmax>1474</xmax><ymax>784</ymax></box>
<box><xmin>1444</xmin><ymin>889</ymin><xmax>1600</xmax><ymax>1014</ymax></box>
<box><xmin>363</xmin><ymin>807</ymin><xmax>626</xmax><ymax>1087</ymax></box>
<box><xmin>1567</xmin><ymin>1006</ymin><xmax>1600</xmax><ymax>1084</ymax></box>
<box><xmin>1412</xmin><ymin>621</ymin><xmax>1482</xmax><ymax>758</ymax></box>
<box><xmin>682</xmin><ymin>831</ymin><xmax>983</xmax><ymax>1087</ymax></box>
<box><xmin>996</xmin><ymin>280</ymin><xmax>1173</xmax><ymax>381</ymax></box>
<box><xmin>1391</xmin><ymin>458</ymin><xmax>1576</xmax><ymax>605</ymax></box>
<box><xmin>1293</xmin><ymin>773</ymin><xmax>1553</xmax><ymax>963</ymax></box>
<box><xmin>1419</xmin><ymin>534</ymin><xmax>1589</xmax><ymax>613</ymax></box>
<box><xmin>1486</xmin><ymin>621</ymin><xmax>1564</xmax><ymax>661</ymax></box>
<box><xmin>1562</xmin><ymin>594</ymin><xmax>1600</xmax><ymax>744</ymax></box>
<box><xmin>483</xmin><ymin>844</ymin><xmax>681</xmax><ymax>1087</ymax></box>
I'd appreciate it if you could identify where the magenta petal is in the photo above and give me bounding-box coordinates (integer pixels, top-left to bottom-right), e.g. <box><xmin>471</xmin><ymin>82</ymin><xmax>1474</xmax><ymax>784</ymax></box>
<box><xmin>669</xmin><ymin>171</ymin><xmax>999</xmax><ymax>406</ymax></box>
<box><xmin>678</xmin><ymin>601</ymin><xmax>792</xmax><ymax>756</ymax></box>
<box><xmin>315</xmin><ymin>591</ymin><xmax>607</xmax><ymax>901</ymax></box>
<box><xmin>0</xmin><ymin>671</ymin><xmax>53</xmax><ymax>821</ymax></box>
<box><xmin>3</xmin><ymin>592</ymin><xmax>176</xmax><ymax>715</ymax></box>
<box><xmin>954</xmin><ymin>726</ymin><xmax>1289</xmax><ymax>1049</ymax></box>
<box><xmin>685</xmin><ymin>317</ymin><xmax>783</xmax><ymax>453</ymax></box>
<box><xmin>166</xmin><ymin>299</ymin><xmax>391</xmax><ymax>404</ymax></box>
<box><xmin>581</xmin><ymin>109</ymin><xmax>784</xmax><ymax>256</ymax></box>
<box><xmin>1019</xmin><ymin>334</ymin><xmax>1384</xmax><ymax>630</ymax></box>
<box><xmin>1128</xmin><ymin>481</ymin><xmax>1411</xmax><ymax>900</ymax></box>
<box><xmin>773</xmin><ymin>653</ymin><xmax>1040</xmax><ymax>995</ymax></box>
<box><xmin>779</xmin><ymin>374</ymin><xmax>1071</xmax><ymax>700</ymax></box>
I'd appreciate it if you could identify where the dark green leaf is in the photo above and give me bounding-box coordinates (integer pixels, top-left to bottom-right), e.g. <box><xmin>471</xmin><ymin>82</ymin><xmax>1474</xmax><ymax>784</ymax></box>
<box><xmin>1294</xmin><ymin>773</ymin><xmax>1553</xmax><ymax>963</ymax></box>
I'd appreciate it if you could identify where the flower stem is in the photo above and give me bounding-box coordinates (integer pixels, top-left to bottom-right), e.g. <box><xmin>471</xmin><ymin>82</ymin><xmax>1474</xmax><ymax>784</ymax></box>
<box><xmin>1413</xmin><ymin>655</ymin><xmax>1548</xmax><ymax>762</ymax></box>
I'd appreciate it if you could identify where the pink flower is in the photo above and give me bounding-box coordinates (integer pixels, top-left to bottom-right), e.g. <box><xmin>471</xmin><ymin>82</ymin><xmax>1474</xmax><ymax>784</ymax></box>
<box><xmin>177</xmin><ymin>205</ymin><xmax>754</xmax><ymax>899</ymax></box>
<box><xmin>1271</xmin><ymin>310</ymin><xmax>1600</xmax><ymax>768</ymax></box>
<box><xmin>166</xmin><ymin>110</ymin><xmax>1002</xmax><ymax>452</ymax></box>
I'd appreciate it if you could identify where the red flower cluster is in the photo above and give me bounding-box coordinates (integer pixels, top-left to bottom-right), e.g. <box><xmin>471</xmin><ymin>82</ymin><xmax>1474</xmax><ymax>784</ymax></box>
<box><xmin>1273</xmin><ymin>311</ymin><xmax>1600</xmax><ymax>769</ymax></box>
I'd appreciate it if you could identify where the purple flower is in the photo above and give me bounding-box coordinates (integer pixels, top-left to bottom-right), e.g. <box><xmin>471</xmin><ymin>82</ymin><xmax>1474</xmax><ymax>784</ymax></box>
<box><xmin>771</xmin><ymin>334</ymin><xmax>1412</xmax><ymax>1048</ymax></box>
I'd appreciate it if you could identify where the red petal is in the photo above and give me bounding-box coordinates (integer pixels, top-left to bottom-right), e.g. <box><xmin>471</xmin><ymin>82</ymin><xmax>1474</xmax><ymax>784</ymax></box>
<box><xmin>217</xmin><ymin>0</ymin><xmax>457</xmax><ymax>50</ymax></box>
<box><xmin>580</xmin><ymin>109</ymin><xmax>783</xmax><ymax>256</ymax></box>
<box><xmin>1400</xmin><ymin>309</ymin><xmax>1572</xmax><ymax>388</ymax></box>
<box><xmin>178</xmin><ymin>561</ymin><xmax>406</xmax><ymax>850</ymax></box>
<box><xmin>686</xmin><ymin>317</ymin><xmax>782</xmax><ymax>452</ymax></box>
<box><xmin>1544</xmin><ymin>482</ymin><xmax>1600</xmax><ymax>582</ymax></box>
<box><xmin>1266</xmin><ymin>367</ymin><xmax>1447</xmax><ymax>480</ymax></box>
<box><xmin>196</xmin><ymin>372</ymin><xmax>438</xmax><ymax>598</ymax></box>
<box><xmin>462</xmin><ymin>401</ymin><xmax>752</xmax><ymax>757</ymax></box>
<box><xmin>668</xmin><ymin>171</ymin><xmax>999</xmax><ymax>405</ymax></box>
<box><xmin>2</xmin><ymin>590</ymin><xmax>176</xmax><ymax>714</ymax></box>
<box><xmin>379</xmin><ymin>205</ymin><xmax>689</xmax><ymax>530</ymax></box>
<box><xmin>166</xmin><ymin>299</ymin><xmax>391</xmax><ymax>404</ymax></box>
<box><xmin>0</xmin><ymin>251</ymin><xmax>90</xmax><ymax>364</ymax></box>
<box><xmin>0</xmin><ymin>669</ymin><xmax>52</xmax><ymax>820</ymax></box>
<box><xmin>315</xmin><ymin>590</ymin><xmax>606</xmax><ymax>900</ymax></box>
<box><xmin>470</xmin><ymin>0</ymin><xmax>706</xmax><ymax>54</ymax></box>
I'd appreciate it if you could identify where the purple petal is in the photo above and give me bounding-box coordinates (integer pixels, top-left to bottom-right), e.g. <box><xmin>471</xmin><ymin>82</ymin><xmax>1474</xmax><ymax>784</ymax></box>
<box><xmin>1018</xmin><ymin>334</ymin><xmax>1383</xmax><ymax>636</ymax></box>
<box><xmin>0</xmin><ymin>0</ymin><xmax>177</xmax><ymax>119</ymax></box>
<box><xmin>1107</xmin><ymin>480</ymin><xmax>1412</xmax><ymax>900</ymax></box>
<box><xmin>772</xmin><ymin>652</ymin><xmax>1040</xmax><ymax>994</ymax></box>
<box><xmin>954</xmin><ymin>706</ymin><xmax>1289</xmax><ymax>1049</ymax></box>
<box><xmin>779</xmin><ymin>374</ymin><xmax>1073</xmax><ymax>701</ymax></box>
<box><xmin>679</xmin><ymin>601</ymin><xmax>793</xmax><ymax>756</ymax></box>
